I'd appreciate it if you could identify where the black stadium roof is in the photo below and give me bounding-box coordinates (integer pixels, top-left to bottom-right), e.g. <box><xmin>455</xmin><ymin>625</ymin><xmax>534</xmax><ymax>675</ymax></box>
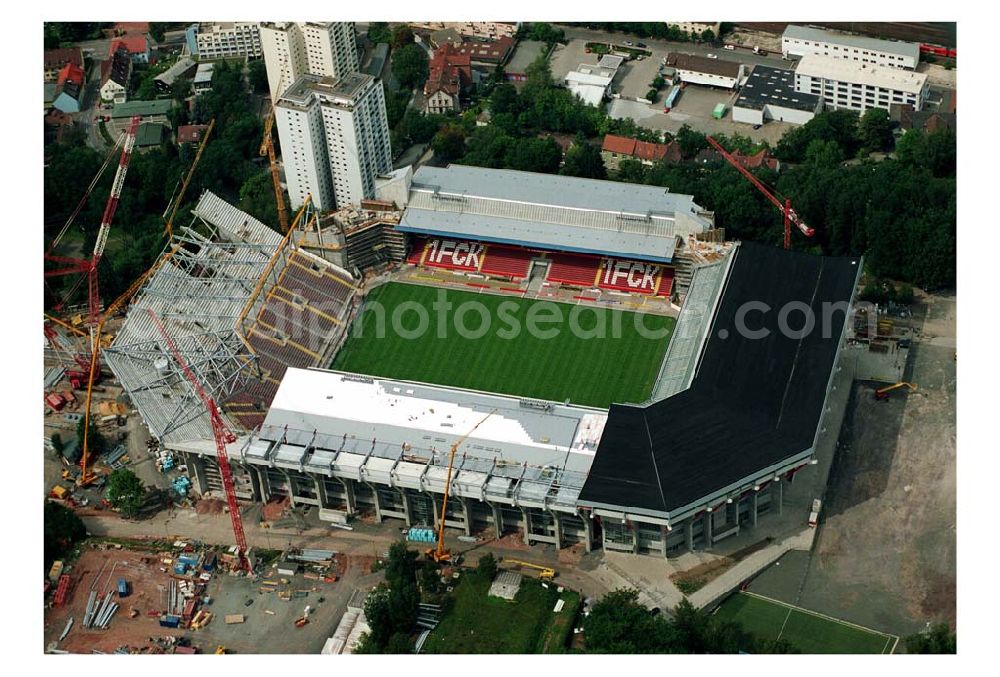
<box><xmin>578</xmin><ymin>242</ymin><xmax>860</xmax><ymax>516</ymax></box>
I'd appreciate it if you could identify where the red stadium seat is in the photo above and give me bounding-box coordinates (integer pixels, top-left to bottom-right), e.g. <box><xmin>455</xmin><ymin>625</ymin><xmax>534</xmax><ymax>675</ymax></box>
<box><xmin>480</xmin><ymin>246</ymin><xmax>533</xmax><ymax>279</ymax></box>
<box><xmin>547</xmin><ymin>253</ymin><xmax>601</xmax><ymax>287</ymax></box>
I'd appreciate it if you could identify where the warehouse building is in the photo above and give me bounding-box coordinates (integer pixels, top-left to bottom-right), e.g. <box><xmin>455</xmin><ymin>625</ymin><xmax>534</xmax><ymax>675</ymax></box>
<box><xmin>664</xmin><ymin>53</ymin><xmax>744</xmax><ymax>89</ymax></box>
<box><xmin>733</xmin><ymin>65</ymin><xmax>822</xmax><ymax>126</ymax></box>
<box><xmin>794</xmin><ymin>53</ymin><xmax>929</xmax><ymax>112</ymax></box>
<box><xmin>782</xmin><ymin>25</ymin><xmax>920</xmax><ymax>70</ymax></box>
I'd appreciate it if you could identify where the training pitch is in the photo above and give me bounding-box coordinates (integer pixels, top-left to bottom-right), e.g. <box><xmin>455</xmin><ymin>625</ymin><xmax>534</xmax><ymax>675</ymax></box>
<box><xmin>331</xmin><ymin>283</ymin><xmax>674</xmax><ymax>408</ymax></box>
<box><xmin>713</xmin><ymin>592</ymin><xmax>898</xmax><ymax>654</ymax></box>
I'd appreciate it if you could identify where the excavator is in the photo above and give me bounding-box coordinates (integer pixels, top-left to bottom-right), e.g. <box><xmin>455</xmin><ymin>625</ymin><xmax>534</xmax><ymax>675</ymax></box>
<box><xmin>427</xmin><ymin>409</ymin><xmax>497</xmax><ymax>563</ymax></box>
<box><xmin>874</xmin><ymin>382</ymin><xmax>918</xmax><ymax>401</ymax></box>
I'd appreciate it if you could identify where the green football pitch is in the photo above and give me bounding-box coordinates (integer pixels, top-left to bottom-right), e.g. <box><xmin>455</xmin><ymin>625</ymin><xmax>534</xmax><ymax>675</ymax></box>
<box><xmin>330</xmin><ymin>282</ymin><xmax>674</xmax><ymax>408</ymax></box>
<box><xmin>713</xmin><ymin>592</ymin><xmax>898</xmax><ymax>654</ymax></box>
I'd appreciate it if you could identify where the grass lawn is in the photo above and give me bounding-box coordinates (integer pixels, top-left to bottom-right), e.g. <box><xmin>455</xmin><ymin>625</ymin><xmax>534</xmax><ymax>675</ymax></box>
<box><xmin>422</xmin><ymin>571</ymin><xmax>580</xmax><ymax>654</ymax></box>
<box><xmin>714</xmin><ymin>592</ymin><xmax>897</xmax><ymax>654</ymax></box>
<box><xmin>332</xmin><ymin>283</ymin><xmax>674</xmax><ymax>408</ymax></box>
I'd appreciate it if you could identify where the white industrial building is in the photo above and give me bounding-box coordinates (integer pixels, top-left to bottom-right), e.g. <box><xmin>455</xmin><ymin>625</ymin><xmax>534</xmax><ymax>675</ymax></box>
<box><xmin>733</xmin><ymin>65</ymin><xmax>823</xmax><ymax>126</ymax></box>
<box><xmin>782</xmin><ymin>25</ymin><xmax>920</xmax><ymax>70</ymax></box>
<box><xmin>665</xmin><ymin>53</ymin><xmax>744</xmax><ymax>89</ymax></box>
<box><xmin>565</xmin><ymin>55</ymin><xmax>623</xmax><ymax>106</ymax></box>
<box><xmin>194</xmin><ymin>22</ymin><xmax>263</xmax><ymax>61</ymax></box>
<box><xmin>261</xmin><ymin>22</ymin><xmax>359</xmax><ymax>101</ymax></box>
<box><xmin>794</xmin><ymin>53</ymin><xmax>929</xmax><ymax>113</ymax></box>
<box><xmin>275</xmin><ymin>72</ymin><xmax>392</xmax><ymax>211</ymax></box>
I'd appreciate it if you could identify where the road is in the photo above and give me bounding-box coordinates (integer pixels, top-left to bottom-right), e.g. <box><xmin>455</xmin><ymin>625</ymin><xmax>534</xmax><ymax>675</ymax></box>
<box><xmin>80</xmin><ymin>508</ymin><xmax>610</xmax><ymax>601</ymax></box>
<box><xmin>555</xmin><ymin>24</ymin><xmax>794</xmax><ymax>70</ymax></box>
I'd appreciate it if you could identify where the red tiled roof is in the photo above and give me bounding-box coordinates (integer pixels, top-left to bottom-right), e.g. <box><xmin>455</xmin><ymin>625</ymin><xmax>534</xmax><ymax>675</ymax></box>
<box><xmin>601</xmin><ymin>134</ymin><xmax>637</xmax><ymax>155</ymax></box>
<box><xmin>57</xmin><ymin>63</ymin><xmax>85</xmax><ymax>87</ymax></box>
<box><xmin>44</xmin><ymin>47</ymin><xmax>82</xmax><ymax>70</ymax></box>
<box><xmin>424</xmin><ymin>44</ymin><xmax>472</xmax><ymax>97</ymax></box>
<box><xmin>109</xmin><ymin>37</ymin><xmax>147</xmax><ymax>57</ymax></box>
<box><xmin>634</xmin><ymin>140</ymin><xmax>669</xmax><ymax>163</ymax></box>
<box><xmin>177</xmin><ymin>125</ymin><xmax>209</xmax><ymax>145</ymax></box>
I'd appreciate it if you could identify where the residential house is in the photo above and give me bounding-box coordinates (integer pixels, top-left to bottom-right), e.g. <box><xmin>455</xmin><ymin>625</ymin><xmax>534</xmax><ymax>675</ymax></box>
<box><xmin>452</xmin><ymin>36</ymin><xmax>514</xmax><ymax>75</ymax></box>
<box><xmin>601</xmin><ymin>134</ymin><xmax>681</xmax><ymax>170</ymax></box>
<box><xmin>44</xmin><ymin>47</ymin><xmax>83</xmax><ymax>82</ymax></box>
<box><xmin>193</xmin><ymin>63</ymin><xmax>215</xmax><ymax>94</ymax></box>
<box><xmin>694</xmin><ymin>147</ymin><xmax>780</xmax><ymax>171</ymax></box>
<box><xmin>109</xmin><ymin>36</ymin><xmax>151</xmax><ymax>64</ymax></box>
<box><xmin>423</xmin><ymin>44</ymin><xmax>472</xmax><ymax>115</ymax></box>
<box><xmin>891</xmin><ymin>103</ymin><xmax>956</xmax><ymax>134</ymax></box>
<box><xmin>100</xmin><ymin>48</ymin><xmax>132</xmax><ymax>103</ymax></box>
<box><xmin>176</xmin><ymin>124</ymin><xmax>210</xmax><ymax>145</ymax></box>
<box><xmin>53</xmin><ymin>63</ymin><xmax>86</xmax><ymax>114</ymax></box>
<box><xmin>153</xmin><ymin>57</ymin><xmax>197</xmax><ymax>94</ymax></box>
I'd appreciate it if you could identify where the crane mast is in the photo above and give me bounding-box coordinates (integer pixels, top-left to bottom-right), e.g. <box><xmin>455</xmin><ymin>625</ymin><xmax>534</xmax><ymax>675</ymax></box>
<box><xmin>429</xmin><ymin>409</ymin><xmax>497</xmax><ymax>563</ymax></box>
<box><xmin>705</xmin><ymin>135</ymin><xmax>814</xmax><ymax>250</ymax></box>
<box><xmin>146</xmin><ymin>309</ymin><xmax>250</xmax><ymax>571</ymax></box>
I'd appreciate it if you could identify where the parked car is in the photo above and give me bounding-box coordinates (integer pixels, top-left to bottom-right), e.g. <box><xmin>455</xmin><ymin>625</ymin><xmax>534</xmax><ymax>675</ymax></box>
<box><xmin>752</xmin><ymin>124</ymin><xmax>762</xmax><ymax>130</ymax></box>
<box><xmin>636</xmin><ymin>42</ymin><xmax>647</xmax><ymax>48</ymax></box>
<box><xmin>724</xmin><ymin>44</ymin><xmax>736</xmax><ymax>50</ymax></box>
<box><xmin>707</xmin><ymin>53</ymin><xmax>718</xmax><ymax>59</ymax></box>
<box><xmin>624</xmin><ymin>41</ymin><xmax>634</xmax><ymax>46</ymax></box>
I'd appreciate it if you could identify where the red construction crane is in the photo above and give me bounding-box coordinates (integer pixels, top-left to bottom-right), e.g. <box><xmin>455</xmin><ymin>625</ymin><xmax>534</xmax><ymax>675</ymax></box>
<box><xmin>45</xmin><ymin>114</ymin><xmax>142</xmax><ymax>328</ymax></box>
<box><xmin>705</xmin><ymin>135</ymin><xmax>814</xmax><ymax>250</ymax></box>
<box><xmin>146</xmin><ymin>309</ymin><xmax>250</xmax><ymax>572</ymax></box>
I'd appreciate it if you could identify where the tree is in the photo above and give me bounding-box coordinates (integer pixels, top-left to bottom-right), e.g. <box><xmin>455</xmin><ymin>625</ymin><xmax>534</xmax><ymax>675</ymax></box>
<box><xmin>367</xmin><ymin>22</ymin><xmax>392</xmax><ymax>45</ymax></box>
<box><xmin>239</xmin><ymin>170</ymin><xmax>280</xmax><ymax>229</ymax></box>
<box><xmin>646</xmin><ymin>88</ymin><xmax>659</xmax><ymax>103</ymax></box>
<box><xmin>528</xmin><ymin>22</ymin><xmax>565</xmax><ymax>45</ymax></box>
<box><xmin>905</xmin><ymin>623</ymin><xmax>956</xmax><ymax>653</ymax></box>
<box><xmin>701</xmin><ymin>29</ymin><xmax>716</xmax><ymax>43</ymax></box>
<box><xmin>476</xmin><ymin>552</ymin><xmax>498</xmax><ymax>580</ymax></box>
<box><xmin>106</xmin><ymin>468</ymin><xmax>145</xmax><ymax>519</ymax></box>
<box><xmin>431</xmin><ymin>124</ymin><xmax>467</xmax><ymax>163</ymax></box>
<box><xmin>676</xmin><ymin>124</ymin><xmax>708</xmax><ymax>158</ymax></box>
<box><xmin>44</xmin><ymin>501</ymin><xmax>87</xmax><ymax>569</ymax></box>
<box><xmin>248</xmin><ymin>59</ymin><xmax>268</xmax><ymax>94</ymax></box>
<box><xmin>392</xmin><ymin>24</ymin><xmax>415</xmax><ymax>49</ymax></box>
<box><xmin>859</xmin><ymin>107</ymin><xmax>894</xmax><ymax>153</ymax></box>
<box><xmin>386</xmin><ymin>632</ymin><xmax>413</xmax><ymax>653</ymax></box>
<box><xmin>804</xmin><ymin>138</ymin><xmax>844</xmax><ymax>166</ymax></box>
<box><xmin>391</xmin><ymin>43</ymin><xmax>429</xmax><ymax>90</ymax></box>
<box><xmin>490</xmin><ymin>83</ymin><xmax>520</xmax><ymax>116</ymax></box>
<box><xmin>149</xmin><ymin>23</ymin><xmax>168</xmax><ymax>43</ymax></box>
<box><xmin>384</xmin><ymin>540</ymin><xmax>419</xmax><ymax>590</ymax></box>
<box><xmin>561</xmin><ymin>138</ymin><xmax>607</xmax><ymax>179</ymax></box>
<box><xmin>420</xmin><ymin>560</ymin><xmax>443</xmax><ymax>594</ymax></box>
<box><xmin>505</xmin><ymin>136</ymin><xmax>562</xmax><ymax>174</ymax></box>
<box><xmin>76</xmin><ymin>415</ymin><xmax>106</xmax><ymax>459</ymax></box>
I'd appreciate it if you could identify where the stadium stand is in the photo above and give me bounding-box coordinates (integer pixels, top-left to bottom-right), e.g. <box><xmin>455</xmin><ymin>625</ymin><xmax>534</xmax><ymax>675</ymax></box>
<box><xmin>547</xmin><ymin>253</ymin><xmax>601</xmax><ymax>287</ymax></box>
<box><xmin>479</xmin><ymin>245</ymin><xmax>533</xmax><ymax>279</ymax></box>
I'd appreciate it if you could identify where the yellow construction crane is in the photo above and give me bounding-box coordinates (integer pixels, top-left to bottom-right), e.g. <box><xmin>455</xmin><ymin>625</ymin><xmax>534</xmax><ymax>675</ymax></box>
<box><xmin>259</xmin><ymin>88</ymin><xmax>289</xmax><ymax>233</ymax></box>
<box><xmin>164</xmin><ymin>118</ymin><xmax>215</xmax><ymax>240</ymax></box>
<box><xmin>503</xmin><ymin>559</ymin><xmax>557</xmax><ymax>581</ymax></box>
<box><xmin>874</xmin><ymin>382</ymin><xmax>918</xmax><ymax>401</ymax></box>
<box><xmin>427</xmin><ymin>409</ymin><xmax>497</xmax><ymax>563</ymax></box>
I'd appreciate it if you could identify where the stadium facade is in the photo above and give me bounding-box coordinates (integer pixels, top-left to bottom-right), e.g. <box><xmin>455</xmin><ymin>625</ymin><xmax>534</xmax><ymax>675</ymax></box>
<box><xmin>108</xmin><ymin>168</ymin><xmax>861</xmax><ymax>558</ymax></box>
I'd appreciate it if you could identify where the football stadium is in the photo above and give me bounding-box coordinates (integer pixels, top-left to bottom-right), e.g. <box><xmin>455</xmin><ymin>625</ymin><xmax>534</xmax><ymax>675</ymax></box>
<box><xmin>104</xmin><ymin>165</ymin><xmax>861</xmax><ymax>558</ymax></box>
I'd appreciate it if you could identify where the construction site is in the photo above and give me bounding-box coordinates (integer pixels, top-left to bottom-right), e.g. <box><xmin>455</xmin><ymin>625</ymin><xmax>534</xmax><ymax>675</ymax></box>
<box><xmin>42</xmin><ymin>109</ymin><xmax>935</xmax><ymax>654</ymax></box>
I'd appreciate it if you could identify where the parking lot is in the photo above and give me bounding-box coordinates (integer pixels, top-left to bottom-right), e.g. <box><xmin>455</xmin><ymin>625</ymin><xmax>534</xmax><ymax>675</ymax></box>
<box><xmin>608</xmin><ymin>86</ymin><xmax>794</xmax><ymax>144</ymax></box>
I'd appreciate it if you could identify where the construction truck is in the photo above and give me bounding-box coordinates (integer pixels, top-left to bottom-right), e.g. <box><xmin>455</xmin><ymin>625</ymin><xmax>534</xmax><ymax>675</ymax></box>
<box><xmin>503</xmin><ymin>559</ymin><xmax>557</xmax><ymax>581</ymax></box>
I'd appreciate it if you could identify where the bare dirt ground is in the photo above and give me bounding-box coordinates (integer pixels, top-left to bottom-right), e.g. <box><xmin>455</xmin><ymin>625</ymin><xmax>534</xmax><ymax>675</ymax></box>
<box><xmin>749</xmin><ymin>291</ymin><xmax>956</xmax><ymax>637</ymax></box>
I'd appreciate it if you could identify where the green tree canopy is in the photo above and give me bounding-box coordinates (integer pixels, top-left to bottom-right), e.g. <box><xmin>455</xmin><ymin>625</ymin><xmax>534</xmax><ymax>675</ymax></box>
<box><xmin>476</xmin><ymin>552</ymin><xmax>498</xmax><ymax>580</ymax></box>
<box><xmin>106</xmin><ymin>468</ymin><xmax>145</xmax><ymax>518</ymax></box>
<box><xmin>392</xmin><ymin>24</ymin><xmax>415</xmax><ymax>49</ymax></box>
<box><xmin>431</xmin><ymin>124</ymin><xmax>467</xmax><ymax>163</ymax></box>
<box><xmin>905</xmin><ymin>622</ymin><xmax>956</xmax><ymax>654</ymax></box>
<box><xmin>391</xmin><ymin>43</ymin><xmax>429</xmax><ymax>90</ymax></box>
<box><xmin>561</xmin><ymin>138</ymin><xmax>607</xmax><ymax>179</ymax></box>
<box><xmin>859</xmin><ymin>107</ymin><xmax>894</xmax><ymax>153</ymax></box>
<box><xmin>44</xmin><ymin>501</ymin><xmax>87</xmax><ymax>569</ymax></box>
<box><xmin>367</xmin><ymin>22</ymin><xmax>392</xmax><ymax>45</ymax></box>
<box><xmin>676</xmin><ymin>124</ymin><xmax>708</xmax><ymax>158</ymax></box>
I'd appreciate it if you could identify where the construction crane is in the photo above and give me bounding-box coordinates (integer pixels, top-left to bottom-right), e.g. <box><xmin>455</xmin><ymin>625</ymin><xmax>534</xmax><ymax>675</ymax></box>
<box><xmin>874</xmin><ymin>382</ymin><xmax>917</xmax><ymax>401</ymax></box>
<box><xmin>427</xmin><ymin>409</ymin><xmax>497</xmax><ymax>563</ymax></box>
<box><xmin>147</xmin><ymin>308</ymin><xmax>250</xmax><ymax>571</ymax></box>
<box><xmin>45</xmin><ymin>115</ymin><xmax>141</xmax><ymax>329</ymax></box>
<box><xmin>163</xmin><ymin>118</ymin><xmax>215</xmax><ymax>239</ymax></box>
<box><xmin>259</xmin><ymin>82</ymin><xmax>289</xmax><ymax>232</ymax></box>
<box><xmin>502</xmin><ymin>559</ymin><xmax>557</xmax><ymax>581</ymax></box>
<box><xmin>705</xmin><ymin>135</ymin><xmax>815</xmax><ymax>250</ymax></box>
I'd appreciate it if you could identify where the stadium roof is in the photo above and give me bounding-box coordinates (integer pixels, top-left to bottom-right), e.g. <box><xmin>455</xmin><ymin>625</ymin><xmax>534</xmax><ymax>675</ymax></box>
<box><xmin>783</xmin><ymin>25</ymin><xmax>920</xmax><ymax>62</ymax></box>
<box><xmin>260</xmin><ymin>367</ymin><xmax>608</xmax><ymax>474</ymax></box>
<box><xmin>398</xmin><ymin>165</ymin><xmax>713</xmax><ymax>263</ymax></box>
<box><xmin>795</xmin><ymin>54</ymin><xmax>928</xmax><ymax>94</ymax></box>
<box><xmin>103</xmin><ymin>191</ymin><xmax>281</xmax><ymax>444</ymax></box>
<box><xmin>577</xmin><ymin>241</ymin><xmax>861</xmax><ymax>519</ymax></box>
<box><xmin>736</xmin><ymin>65</ymin><xmax>820</xmax><ymax>112</ymax></box>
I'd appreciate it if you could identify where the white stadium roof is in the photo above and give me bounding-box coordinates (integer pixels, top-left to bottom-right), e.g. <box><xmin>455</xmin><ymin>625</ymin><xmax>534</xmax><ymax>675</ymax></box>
<box><xmin>398</xmin><ymin>165</ymin><xmax>714</xmax><ymax>263</ymax></box>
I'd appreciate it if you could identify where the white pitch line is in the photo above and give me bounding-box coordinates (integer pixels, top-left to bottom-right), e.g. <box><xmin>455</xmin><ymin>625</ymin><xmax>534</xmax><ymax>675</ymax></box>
<box><xmin>741</xmin><ymin>591</ymin><xmax>896</xmax><ymax>646</ymax></box>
